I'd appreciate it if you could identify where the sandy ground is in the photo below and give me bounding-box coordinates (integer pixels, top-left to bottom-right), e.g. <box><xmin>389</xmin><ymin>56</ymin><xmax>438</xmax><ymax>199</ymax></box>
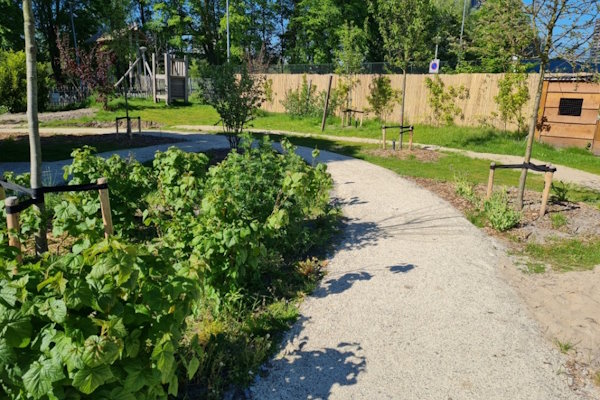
<box><xmin>0</xmin><ymin>108</ymin><xmax>95</xmax><ymax>124</ymax></box>
<box><xmin>500</xmin><ymin>260</ymin><xmax>600</xmax><ymax>387</ymax></box>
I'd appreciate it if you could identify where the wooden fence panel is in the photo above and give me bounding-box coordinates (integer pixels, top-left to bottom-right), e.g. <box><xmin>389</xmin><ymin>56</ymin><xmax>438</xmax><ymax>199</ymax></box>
<box><xmin>259</xmin><ymin>73</ymin><xmax>541</xmax><ymax>131</ymax></box>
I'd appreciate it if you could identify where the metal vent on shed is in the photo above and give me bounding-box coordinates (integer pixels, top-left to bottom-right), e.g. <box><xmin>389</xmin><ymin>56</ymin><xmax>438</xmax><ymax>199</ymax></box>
<box><xmin>558</xmin><ymin>98</ymin><xmax>583</xmax><ymax>116</ymax></box>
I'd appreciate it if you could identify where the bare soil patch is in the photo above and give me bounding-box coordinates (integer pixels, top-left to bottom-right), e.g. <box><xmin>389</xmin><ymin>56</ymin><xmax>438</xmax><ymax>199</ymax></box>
<box><xmin>367</xmin><ymin>148</ymin><xmax>444</xmax><ymax>162</ymax></box>
<box><xmin>410</xmin><ymin>176</ymin><xmax>600</xmax><ymax>394</ymax></box>
<box><xmin>0</xmin><ymin>108</ymin><xmax>96</xmax><ymax>124</ymax></box>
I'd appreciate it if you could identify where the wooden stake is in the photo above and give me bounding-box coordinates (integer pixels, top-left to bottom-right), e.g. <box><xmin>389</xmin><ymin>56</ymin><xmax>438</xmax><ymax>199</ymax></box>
<box><xmin>0</xmin><ymin>186</ymin><xmax>5</xmax><ymax>202</ymax></box>
<box><xmin>408</xmin><ymin>126</ymin><xmax>414</xmax><ymax>151</ymax></box>
<box><xmin>382</xmin><ymin>126</ymin><xmax>387</xmax><ymax>150</ymax></box>
<box><xmin>486</xmin><ymin>162</ymin><xmax>496</xmax><ymax>199</ymax></box>
<box><xmin>5</xmin><ymin>196</ymin><xmax>22</xmax><ymax>262</ymax></box>
<box><xmin>321</xmin><ymin>75</ymin><xmax>333</xmax><ymax>132</ymax></box>
<box><xmin>98</xmin><ymin>178</ymin><xmax>114</xmax><ymax>238</ymax></box>
<box><xmin>539</xmin><ymin>165</ymin><xmax>554</xmax><ymax>217</ymax></box>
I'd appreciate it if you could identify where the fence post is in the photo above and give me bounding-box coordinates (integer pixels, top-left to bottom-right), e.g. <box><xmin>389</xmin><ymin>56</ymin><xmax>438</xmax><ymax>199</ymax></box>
<box><xmin>97</xmin><ymin>178</ymin><xmax>114</xmax><ymax>238</ymax></box>
<box><xmin>5</xmin><ymin>196</ymin><xmax>22</xmax><ymax>263</ymax></box>
<box><xmin>382</xmin><ymin>126</ymin><xmax>386</xmax><ymax>150</ymax></box>
<box><xmin>486</xmin><ymin>162</ymin><xmax>496</xmax><ymax>199</ymax></box>
<box><xmin>0</xmin><ymin>186</ymin><xmax>5</xmax><ymax>202</ymax></box>
<box><xmin>408</xmin><ymin>126</ymin><xmax>414</xmax><ymax>151</ymax></box>
<box><xmin>539</xmin><ymin>165</ymin><xmax>554</xmax><ymax>217</ymax></box>
<box><xmin>399</xmin><ymin>129</ymin><xmax>403</xmax><ymax>150</ymax></box>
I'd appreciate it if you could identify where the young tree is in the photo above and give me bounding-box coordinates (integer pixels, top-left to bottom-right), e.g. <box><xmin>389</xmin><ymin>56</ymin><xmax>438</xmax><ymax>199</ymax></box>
<box><xmin>516</xmin><ymin>0</ymin><xmax>600</xmax><ymax>209</ymax></box>
<box><xmin>370</xmin><ymin>0</ymin><xmax>434</xmax><ymax>127</ymax></box>
<box><xmin>366</xmin><ymin>75</ymin><xmax>400</xmax><ymax>122</ymax></box>
<box><xmin>334</xmin><ymin>21</ymin><xmax>367</xmax><ymax>74</ymax></box>
<box><xmin>202</xmin><ymin>63</ymin><xmax>265</xmax><ymax>148</ymax></box>
<box><xmin>494</xmin><ymin>71</ymin><xmax>530</xmax><ymax>133</ymax></box>
<box><xmin>56</xmin><ymin>34</ymin><xmax>115</xmax><ymax>110</ymax></box>
<box><xmin>23</xmin><ymin>0</ymin><xmax>47</xmax><ymax>254</ymax></box>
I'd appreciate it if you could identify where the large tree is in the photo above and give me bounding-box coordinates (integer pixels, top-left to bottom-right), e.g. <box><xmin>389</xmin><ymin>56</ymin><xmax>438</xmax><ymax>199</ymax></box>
<box><xmin>516</xmin><ymin>0</ymin><xmax>600</xmax><ymax>209</ymax></box>
<box><xmin>466</xmin><ymin>0</ymin><xmax>534</xmax><ymax>72</ymax></box>
<box><xmin>0</xmin><ymin>0</ymin><xmax>24</xmax><ymax>51</ymax></box>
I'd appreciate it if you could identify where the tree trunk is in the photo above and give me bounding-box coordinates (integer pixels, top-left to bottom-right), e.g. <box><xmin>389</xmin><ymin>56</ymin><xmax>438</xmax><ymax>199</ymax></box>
<box><xmin>23</xmin><ymin>0</ymin><xmax>48</xmax><ymax>255</ymax></box>
<box><xmin>400</xmin><ymin>68</ymin><xmax>407</xmax><ymax>127</ymax></box>
<box><xmin>516</xmin><ymin>67</ymin><xmax>545</xmax><ymax>210</ymax></box>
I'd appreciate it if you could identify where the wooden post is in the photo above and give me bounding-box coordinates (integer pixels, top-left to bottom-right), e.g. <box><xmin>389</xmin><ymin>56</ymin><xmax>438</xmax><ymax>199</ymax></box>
<box><xmin>5</xmin><ymin>196</ymin><xmax>22</xmax><ymax>262</ymax></box>
<box><xmin>382</xmin><ymin>126</ymin><xmax>387</xmax><ymax>150</ymax></box>
<box><xmin>321</xmin><ymin>75</ymin><xmax>333</xmax><ymax>132</ymax></box>
<box><xmin>0</xmin><ymin>186</ymin><xmax>5</xmax><ymax>202</ymax></box>
<box><xmin>164</xmin><ymin>53</ymin><xmax>171</xmax><ymax>105</ymax></box>
<box><xmin>539</xmin><ymin>165</ymin><xmax>554</xmax><ymax>217</ymax></box>
<box><xmin>184</xmin><ymin>55</ymin><xmax>189</xmax><ymax>103</ymax></box>
<box><xmin>98</xmin><ymin>178</ymin><xmax>113</xmax><ymax>238</ymax></box>
<box><xmin>360</xmin><ymin>112</ymin><xmax>363</xmax><ymax>127</ymax></box>
<box><xmin>408</xmin><ymin>126</ymin><xmax>414</xmax><ymax>151</ymax></box>
<box><xmin>152</xmin><ymin>53</ymin><xmax>157</xmax><ymax>103</ymax></box>
<box><xmin>486</xmin><ymin>162</ymin><xmax>496</xmax><ymax>199</ymax></box>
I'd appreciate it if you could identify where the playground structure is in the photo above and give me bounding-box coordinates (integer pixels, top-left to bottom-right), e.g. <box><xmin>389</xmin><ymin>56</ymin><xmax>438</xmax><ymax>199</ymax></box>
<box><xmin>114</xmin><ymin>48</ymin><xmax>189</xmax><ymax>105</ymax></box>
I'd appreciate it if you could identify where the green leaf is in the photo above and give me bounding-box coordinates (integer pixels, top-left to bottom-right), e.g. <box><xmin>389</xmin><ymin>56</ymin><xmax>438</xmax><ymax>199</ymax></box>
<box><xmin>82</xmin><ymin>336</ymin><xmax>120</xmax><ymax>367</ymax></box>
<box><xmin>151</xmin><ymin>338</ymin><xmax>175</xmax><ymax>384</ymax></box>
<box><xmin>3</xmin><ymin>310</ymin><xmax>32</xmax><ymax>348</ymax></box>
<box><xmin>72</xmin><ymin>364</ymin><xmax>113</xmax><ymax>395</ymax></box>
<box><xmin>109</xmin><ymin>387</ymin><xmax>137</xmax><ymax>400</ymax></box>
<box><xmin>124</xmin><ymin>329</ymin><xmax>141</xmax><ymax>358</ymax></box>
<box><xmin>168</xmin><ymin>373</ymin><xmax>179</xmax><ymax>396</ymax></box>
<box><xmin>39</xmin><ymin>298</ymin><xmax>67</xmax><ymax>323</ymax></box>
<box><xmin>187</xmin><ymin>356</ymin><xmax>200</xmax><ymax>380</ymax></box>
<box><xmin>123</xmin><ymin>362</ymin><xmax>147</xmax><ymax>392</ymax></box>
<box><xmin>22</xmin><ymin>359</ymin><xmax>65</xmax><ymax>399</ymax></box>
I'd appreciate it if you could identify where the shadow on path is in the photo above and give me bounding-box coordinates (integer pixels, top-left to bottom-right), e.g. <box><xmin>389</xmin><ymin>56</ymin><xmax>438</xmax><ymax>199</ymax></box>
<box><xmin>313</xmin><ymin>272</ymin><xmax>373</xmax><ymax>298</ymax></box>
<box><xmin>252</xmin><ymin>340</ymin><xmax>366</xmax><ymax>400</ymax></box>
<box><xmin>389</xmin><ymin>264</ymin><xmax>416</xmax><ymax>274</ymax></box>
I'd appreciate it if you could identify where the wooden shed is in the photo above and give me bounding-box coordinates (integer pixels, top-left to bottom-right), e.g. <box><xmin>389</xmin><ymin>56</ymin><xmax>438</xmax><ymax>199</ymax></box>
<box><xmin>536</xmin><ymin>75</ymin><xmax>600</xmax><ymax>154</ymax></box>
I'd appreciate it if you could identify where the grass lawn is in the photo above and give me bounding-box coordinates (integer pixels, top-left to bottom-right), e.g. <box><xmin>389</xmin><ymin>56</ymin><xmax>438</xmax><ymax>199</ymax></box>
<box><xmin>268</xmin><ymin>134</ymin><xmax>548</xmax><ymax>192</ymax></box>
<box><xmin>524</xmin><ymin>238</ymin><xmax>600</xmax><ymax>272</ymax></box>
<box><xmin>41</xmin><ymin>98</ymin><xmax>600</xmax><ymax>176</ymax></box>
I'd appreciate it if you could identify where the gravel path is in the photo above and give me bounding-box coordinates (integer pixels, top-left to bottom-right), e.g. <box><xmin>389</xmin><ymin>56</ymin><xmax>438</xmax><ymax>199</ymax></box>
<box><xmin>0</xmin><ymin>130</ymin><xmax>587</xmax><ymax>398</ymax></box>
<box><xmin>250</xmin><ymin>147</ymin><xmax>581</xmax><ymax>399</ymax></box>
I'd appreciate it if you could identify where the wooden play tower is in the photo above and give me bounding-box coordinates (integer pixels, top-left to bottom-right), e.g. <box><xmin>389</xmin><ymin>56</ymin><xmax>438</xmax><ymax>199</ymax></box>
<box><xmin>114</xmin><ymin>50</ymin><xmax>189</xmax><ymax>105</ymax></box>
<box><xmin>152</xmin><ymin>53</ymin><xmax>189</xmax><ymax>105</ymax></box>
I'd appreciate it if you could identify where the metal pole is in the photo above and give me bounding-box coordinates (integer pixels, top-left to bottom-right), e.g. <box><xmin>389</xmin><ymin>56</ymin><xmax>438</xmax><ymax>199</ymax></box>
<box><xmin>459</xmin><ymin>0</ymin><xmax>468</xmax><ymax>64</ymax></box>
<box><xmin>434</xmin><ymin>43</ymin><xmax>439</xmax><ymax>60</ymax></box>
<box><xmin>226</xmin><ymin>0</ymin><xmax>230</xmax><ymax>63</ymax></box>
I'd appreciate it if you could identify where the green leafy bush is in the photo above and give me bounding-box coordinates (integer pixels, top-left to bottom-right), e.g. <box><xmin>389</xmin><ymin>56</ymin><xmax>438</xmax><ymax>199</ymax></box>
<box><xmin>493</xmin><ymin>71</ymin><xmax>530</xmax><ymax>133</ymax></box>
<box><xmin>281</xmin><ymin>75</ymin><xmax>343</xmax><ymax>119</ymax></box>
<box><xmin>425</xmin><ymin>75</ymin><xmax>470</xmax><ymax>126</ymax></box>
<box><xmin>484</xmin><ymin>192</ymin><xmax>521</xmax><ymax>231</ymax></box>
<box><xmin>0</xmin><ymin>238</ymin><xmax>200</xmax><ymax>399</ymax></box>
<box><xmin>366</xmin><ymin>75</ymin><xmax>400</xmax><ymax>122</ymax></box>
<box><xmin>202</xmin><ymin>63</ymin><xmax>265</xmax><ymax>148</ymax></box>
<box><xmin>281</xmin><ymin>75</ymin><xmax>321</xmax><ymax>118</ymax></box>
<box><xmin>1</xmin><ymin>138</ymin><xmax>336</xmax><ymax>399</ymax></box>
<box><xmin>0</xmin><ymin>50</ymin><xmax>50</xmax><ymax>113</ymax></box>
<box><xmin>190</xmin><ymin>137</ymin><xmax>332</xmax><ymax>293</ymax></box>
